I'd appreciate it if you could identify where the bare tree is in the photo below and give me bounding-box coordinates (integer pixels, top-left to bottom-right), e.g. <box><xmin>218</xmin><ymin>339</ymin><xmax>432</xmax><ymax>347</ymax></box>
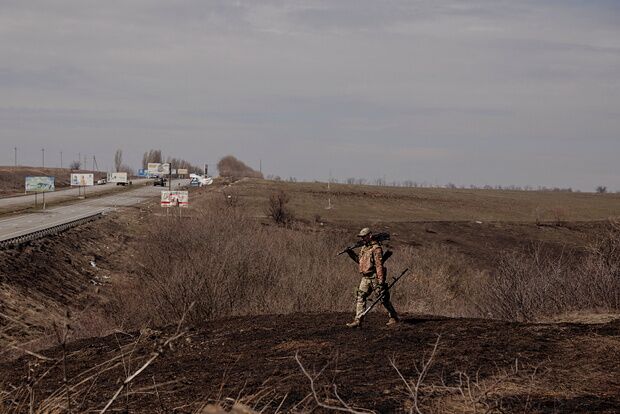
<box><xmin>218</xmin><ymin>155</ymin><xmax>263</xmax><ymax>179</ymax></box>
<box><xmin>142</xmin><ymin>149</ymin><xmax>163</xmax><ymax>167</ymax></box>
<box><xmin>596</xmin><ymin>186</ymin><xmax>607</xmax><ymax>194</ymax></box>
<box><xmin>114</xmin><ymin>149</ymin><xmax>123</xmax><ymax>172</ymax></box>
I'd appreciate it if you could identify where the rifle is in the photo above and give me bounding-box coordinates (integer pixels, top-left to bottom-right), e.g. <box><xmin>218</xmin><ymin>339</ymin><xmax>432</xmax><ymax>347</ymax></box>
<box><xmin>336</xmin><ymin>232</ymin><xmax>390</xmax><ymax>256</ymax></box>
<box><xmin>359</xmin><ymin>268</ymin><xmax>410</xmax><ymax>318</ymax></box>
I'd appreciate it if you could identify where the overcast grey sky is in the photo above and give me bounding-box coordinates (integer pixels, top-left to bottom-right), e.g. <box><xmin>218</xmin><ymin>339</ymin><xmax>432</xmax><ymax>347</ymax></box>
<box><xmin>1</xmin><ymin>0</ymin><xmax>619</xmax><ymax>190</ymax></box>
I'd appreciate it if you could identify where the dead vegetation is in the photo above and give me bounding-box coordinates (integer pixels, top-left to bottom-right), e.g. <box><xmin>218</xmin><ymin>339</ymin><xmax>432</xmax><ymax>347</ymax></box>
<box><xmin>102</xmin><ymin>193</ymin><xmax>620</xmax><ymax>329</ymax></box>
<box><xmin>478</xmin><ymin>223</ymin><xmax>620</xmax><ymax>322</ymax></box>
<box><xmin>2</xmin><ymin>312</ymin><xmax>618</xmax><ymax>413</ymax></box>
<box><xmin>217</xmin><ymin>156</ymin><xmax>263</xmax><ymax>180</ymax></box>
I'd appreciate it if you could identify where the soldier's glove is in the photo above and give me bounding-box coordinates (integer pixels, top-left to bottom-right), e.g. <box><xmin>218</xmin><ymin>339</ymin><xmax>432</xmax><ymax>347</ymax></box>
<box><xmin>377</xmin><ymin>281</ymin><xmax>388</xmax><ymax>294</ymax></box>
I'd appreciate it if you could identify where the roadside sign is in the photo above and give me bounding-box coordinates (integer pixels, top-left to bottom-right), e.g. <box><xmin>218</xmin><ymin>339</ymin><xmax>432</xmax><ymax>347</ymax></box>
<box><xmin>138</xmin><ymin>169</ymin><xmax>147</xmax><ymax>177</ymax></box>
<box><xmin>161</xmin><ymin>190</ymin><xmax>189</xmax><ymax>208</ymax></box>
<box><xmin>25</xmin><ymin>176</ymin><xmax>55</xmax><ymax>192</ymax></box>
<box><xmin>177</xmin><ymin>168</ymin><xmax>188</xmax><ymax>175</ymax></box>
<box><xmin>70</xmin><ymin>173</ymin><xmax>94</xmax><ymax>186</ymax></box>
<box><xmin>148</xmin><ymin>163</ymin><xmax>170</xmax><ymax>176</ymax></box>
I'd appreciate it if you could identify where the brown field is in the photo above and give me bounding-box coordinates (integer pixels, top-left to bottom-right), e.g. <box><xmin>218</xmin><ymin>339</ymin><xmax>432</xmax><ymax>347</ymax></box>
<box><xmin>1</xmin><ymin>178</ymin><xmax>619</xmax><ymax>412</ymax></box>
<box><xmin>220</xmin><ymin>178</ymin><xmax>620</xmax><ymax>223</ymax></box>
<box><xmin>0</xmin><ymin>166</ymin><xmax>107</xmax><ymax>198</ymax></box>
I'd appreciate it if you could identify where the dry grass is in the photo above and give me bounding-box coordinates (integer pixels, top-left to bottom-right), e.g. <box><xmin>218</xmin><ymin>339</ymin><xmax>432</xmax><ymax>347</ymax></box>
<box><xmin>477</xmin><ymin>225</ymin><xmax>620</xmax><ymax>322</ymax></box>
<box><xmin>107</xmin><ymin>193</ymin><xmax>490</xmax><ymax>328</ymax></box>
<box><xmin>106</xmin><ymin>192</ymin><xmax>620</xmax><ymax>328</ymax></box>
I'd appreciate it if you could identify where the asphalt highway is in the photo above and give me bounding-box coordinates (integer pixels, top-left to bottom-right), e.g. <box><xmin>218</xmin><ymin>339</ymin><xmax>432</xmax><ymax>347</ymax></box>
<box><xmin>0</xmin><ymin>179</ymin><xmax>152</xmax><ymax>210</ymax></box>
<box><xmin>0</xmin><ymin>179</ymin><xmax>189</xmax><ymax>243</ymax></box>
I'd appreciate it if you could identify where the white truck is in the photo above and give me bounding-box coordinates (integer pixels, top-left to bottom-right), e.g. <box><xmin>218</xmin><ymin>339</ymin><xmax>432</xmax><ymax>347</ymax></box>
<box><xmin>107</xmin><ymin>172</ymin><xmax>132</xmax><ymax>186</ymax></box>
<box><xmin>189</xmin><ymin>173</ymin><xmax>213</xmax><ymax>187</ymax></box>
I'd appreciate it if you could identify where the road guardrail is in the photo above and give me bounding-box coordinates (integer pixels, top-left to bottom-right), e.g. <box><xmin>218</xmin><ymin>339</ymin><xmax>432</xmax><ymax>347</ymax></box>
<box><xmin>0</xmin><ymin>212</ymin><xmax>104</xmax><ymax>249</ymax></box>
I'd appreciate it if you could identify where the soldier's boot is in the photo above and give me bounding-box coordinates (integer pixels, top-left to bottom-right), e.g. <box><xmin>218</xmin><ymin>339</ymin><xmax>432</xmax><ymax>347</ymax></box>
<box><xmin>346</xmin><ymin>319</ymin><xmax>362</xmax><ymax>328</ymax></box>
<box><xmin>386</xmin><ymin>316</ymin><xmax>399</xmax><ymax>326</ymax></box>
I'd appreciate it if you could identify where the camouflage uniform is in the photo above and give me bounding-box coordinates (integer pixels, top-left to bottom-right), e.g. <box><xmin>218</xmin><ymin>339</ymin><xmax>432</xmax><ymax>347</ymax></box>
<box><xmin>347</xmin><ymin>238</ymin><xmax>398</xmax><ymax>326</ymax></box>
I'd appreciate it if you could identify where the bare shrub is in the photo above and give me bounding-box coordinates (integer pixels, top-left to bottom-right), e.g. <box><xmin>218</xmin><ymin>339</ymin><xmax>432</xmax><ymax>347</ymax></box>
<box><xmin>266</xmin><ymin>190</ymin><xmax>294</xmax><ymax>225</ymax></box>
<box><xmin>478</xmin><ymin>225</ymin><xmax>620</xmax><ymax>321</ymax></box>
<box><xmin>111</xmin><ymin>198</ymin><xmax>492</xmax><ymax>330</ymax></box>
<box><xmin>395</xmin><ymin>245</ymin><xmax>482</xmax><ymax>317</ymax></box>
<box><xmin>114</xmin><ymin>149</ymin><xmax>123</xmax><ymax>172</ymax></box>
<box><xmin>112</xmin><ymin>202</ymin><xmax>354</xmax><ymax>327</ymax></box>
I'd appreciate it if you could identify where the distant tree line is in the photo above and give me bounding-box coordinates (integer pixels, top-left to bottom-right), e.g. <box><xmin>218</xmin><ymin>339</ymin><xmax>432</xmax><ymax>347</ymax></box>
<box><xmin>261</xmin><ymin>174</ymin><xmax>611</xmax><ymax>194</ymax></box>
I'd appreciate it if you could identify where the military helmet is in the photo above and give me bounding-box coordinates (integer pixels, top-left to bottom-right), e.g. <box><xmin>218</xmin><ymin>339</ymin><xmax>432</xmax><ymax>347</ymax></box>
<box><xmin>357</xmin><ymin>227</ymin><xmax>371</xmax><ymax>237</ymax></box>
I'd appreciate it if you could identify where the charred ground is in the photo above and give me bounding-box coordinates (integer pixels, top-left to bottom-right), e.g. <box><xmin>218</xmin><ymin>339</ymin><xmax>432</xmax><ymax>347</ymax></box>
<box><xmin>1</xmin><ymin>313</ymin><xmax>619</xmax><ymax>413</ymax></box>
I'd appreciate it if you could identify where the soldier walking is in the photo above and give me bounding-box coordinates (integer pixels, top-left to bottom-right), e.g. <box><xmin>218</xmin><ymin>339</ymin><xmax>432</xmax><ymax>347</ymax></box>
<box><xmin>345</xmin><ymin>228</ymin><xmax>399</xmax><ymax>327</ymax></box>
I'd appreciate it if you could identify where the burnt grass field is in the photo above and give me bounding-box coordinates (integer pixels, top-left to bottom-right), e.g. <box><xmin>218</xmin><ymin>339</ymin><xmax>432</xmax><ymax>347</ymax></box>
<box><xmin>1</xmin><ymin>178</ymin><xmax>619</xmax><ymax>413</ymax></box>
<box><xmin>1</xmin><ymin>313</ymin><xmax>619</xmax><ymax>413</ymax></box>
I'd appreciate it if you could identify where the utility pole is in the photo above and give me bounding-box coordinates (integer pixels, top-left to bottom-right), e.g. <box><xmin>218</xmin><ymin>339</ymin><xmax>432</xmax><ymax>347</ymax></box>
<box><xmin>41</xmin><ymin>148</ymin><xmax>45</xmax><ymax>168</ymax></box>
<box><xmin>169</xmin><ymin>162</ymin><xmax>172</xmax><ymax>191</ymax></box>
<box><xmin>14</xmin><ymin>147</ymin><xmax>17</xmax><ymax>167</ymax></box>
<box><xmin>78</xmin><ymin>152</ymin><xmax>81</xmax><ymax>169</ymax></box>
<box><xmin>60</xmin><ymin>151</ymin><xmax>63</xmax><ymax>169</ymax></box>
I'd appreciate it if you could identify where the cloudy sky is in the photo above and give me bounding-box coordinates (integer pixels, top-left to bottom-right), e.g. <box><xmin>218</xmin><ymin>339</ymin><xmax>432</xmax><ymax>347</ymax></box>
<box><xmin>1</xmin><ymin>0</ymin><xmax>619</xmax><ymax>190</ymax></box>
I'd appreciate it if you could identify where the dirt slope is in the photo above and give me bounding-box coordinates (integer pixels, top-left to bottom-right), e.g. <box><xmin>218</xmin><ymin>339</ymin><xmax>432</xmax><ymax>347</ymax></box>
<box><xmin>1</xmin><ymin>313</ymin><xmax>618</xmax><ymax>413</ymax></box>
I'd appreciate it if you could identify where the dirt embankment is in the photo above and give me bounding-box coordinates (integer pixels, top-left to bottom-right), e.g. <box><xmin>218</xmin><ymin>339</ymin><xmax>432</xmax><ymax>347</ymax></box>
<box><xmin>0</xmin><ymin>166</ymin><xmax>106</xmax><ymax>197</ymax></box>
<box><xmin>1</xmin><ymin>313</ymin><xmax>619</xmax><ymax>413</ymax></box>
<box><xmin>0</xmin><ymin>206</ymin><xmax>148</xmax><ymax>352</ymax></box>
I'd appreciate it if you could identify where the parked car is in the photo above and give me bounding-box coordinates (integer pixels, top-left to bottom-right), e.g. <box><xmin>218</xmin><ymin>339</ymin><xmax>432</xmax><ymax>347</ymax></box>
<box><xmin>96</xmin><ymin>178</ymin><xmax>107</xmax><ymax>185</ymax></box>
<box><xmin>153</xmin><ymin>177</ymin><xmax>167</xmax><ymax>187</ymax></box>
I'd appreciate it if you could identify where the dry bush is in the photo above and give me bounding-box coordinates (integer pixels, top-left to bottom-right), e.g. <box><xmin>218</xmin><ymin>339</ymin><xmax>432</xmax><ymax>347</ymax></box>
<box><xmin>478</xmin><ymin>224</ymin><xmax>620</xmax><ymax>321</ymax></box>
<box><xmin>111</xmin><ymin>200</ymin><xmax>356</xmax><ymax>327</ymax></box>
<box><xmin>112</xmin><ymin>199</ymin><xmax>470</xmax><ymax>328</ymax></box>
<box><xmin>394</xmin><ymin>245</ymin><xmax>482</xmax><ymax>318</ymax></box>
<box><xmin>109</xmin><ymin>198</ymin><xmax>620</xmax><ymax>328</ymax></box>
<box><xmin>217</xmin><ymin>156</ymin><xmax>263</xmax><ymax>180</ymax></box>
<box><xmin>266</xmin><ymin>190</ymin><xmax>294</xmax><ymax>225</ymax></box>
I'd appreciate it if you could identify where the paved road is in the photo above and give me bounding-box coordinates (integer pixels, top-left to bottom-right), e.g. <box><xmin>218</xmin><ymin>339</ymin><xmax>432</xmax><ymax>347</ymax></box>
<box><xmin>0</xmin><ymin>179</ymin><xmax>152</xmax><ymax>211</ymax></box>
<box><xmin>0</xmin><ymin>179</ymin><xmax>189</xmax><ymax>243</ymax></box>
